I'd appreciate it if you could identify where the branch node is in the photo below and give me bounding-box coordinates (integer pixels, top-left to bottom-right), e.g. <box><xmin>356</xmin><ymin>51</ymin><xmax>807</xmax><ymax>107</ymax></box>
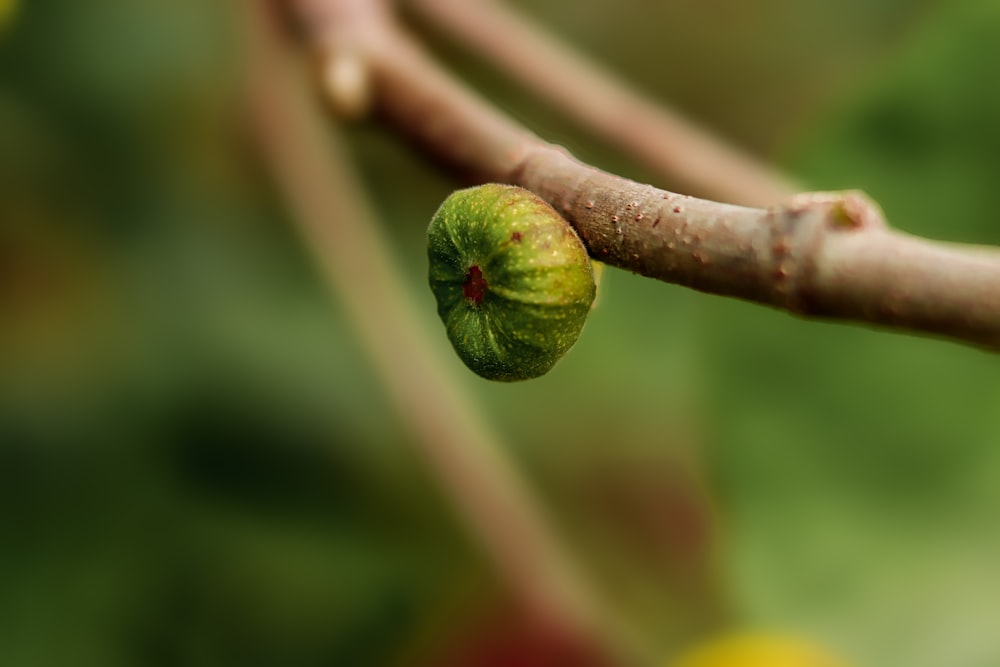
<box><xmin>778</xmin><ymin>190</ymin><xmax>887</xmax><ymax>232</ymax></box>
<box><xmin>320</xmin><ymin>48</ymin><xmax>373</xmax><ymax>119</ymax></box>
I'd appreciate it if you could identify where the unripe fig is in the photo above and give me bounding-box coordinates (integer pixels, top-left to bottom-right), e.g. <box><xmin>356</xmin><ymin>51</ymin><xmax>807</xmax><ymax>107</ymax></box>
<box><xmin>427</xmin><ymin>184</ymin><xmax>596</xmax><ymax>381</ymax></box>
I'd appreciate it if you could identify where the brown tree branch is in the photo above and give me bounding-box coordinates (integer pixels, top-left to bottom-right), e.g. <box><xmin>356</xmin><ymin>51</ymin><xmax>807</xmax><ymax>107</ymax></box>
<box><xmin>287</xmin><ymin>0</ymin><xmax>1000</xmax><ymax>353</ymax></box>
<box><xmin>404</xmin><ymin>0</ymin><xmax>797</xmax><ymax>207</ymax></box>
<box><xmin>243</xmin><ymin>2</ymin><xmax>636</xmax><ymax>663</ymax></box>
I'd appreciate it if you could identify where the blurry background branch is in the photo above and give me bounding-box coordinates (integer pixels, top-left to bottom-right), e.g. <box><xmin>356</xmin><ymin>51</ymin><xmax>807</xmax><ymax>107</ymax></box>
<box><xmin>404</xmin><ymin>0</ymin><xmax>798</xmax><ymax>208</ymax></box>
<box><xmin>243</xmin><ymin>1</ymin><xmax>639</xmax><ymax>663</ymax></box>
<box><xmin>284</xmin><ymin>0</ymin><xmax>1000</xmax><ymax>353</ymax></box>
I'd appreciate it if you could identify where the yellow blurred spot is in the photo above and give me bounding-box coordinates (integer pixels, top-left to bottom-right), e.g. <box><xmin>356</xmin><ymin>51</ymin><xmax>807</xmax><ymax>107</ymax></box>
<box><xmin>669</xmin><ymin>632</ymin><xmax>850</xmax><ymax>667</ymax></box>
<box><xmin>0</xmin><ymin>0</ymin><xmax>17</xmax><ymax>30</ymax></box>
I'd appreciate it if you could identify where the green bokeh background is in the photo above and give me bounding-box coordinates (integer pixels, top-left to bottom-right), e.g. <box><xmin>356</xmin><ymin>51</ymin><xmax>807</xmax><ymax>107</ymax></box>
<box><xmin>2</xmin><ymin>1</ymin><xmax>999</xmax><ymax>665</ymax></box>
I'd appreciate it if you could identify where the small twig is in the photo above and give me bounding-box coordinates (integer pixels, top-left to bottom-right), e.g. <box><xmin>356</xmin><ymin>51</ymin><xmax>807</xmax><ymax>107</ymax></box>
<box><xmin>288</xmin><ymin>0</ymin><xmax>1000</xmax><ymax>353</ymax></box>
<box><xmin>405</xmin><ymin>0</ymin><xmax>797</xmax><ymax>207</ymax></box>
<box><xmin>243</xmin><ymin>1</ymin><xmax>633</xmax><ymax>663</ymax></box>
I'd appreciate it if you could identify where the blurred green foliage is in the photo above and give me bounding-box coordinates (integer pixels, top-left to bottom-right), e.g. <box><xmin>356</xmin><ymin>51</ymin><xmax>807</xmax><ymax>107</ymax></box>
<box><xmin>1</xmin><ymin>1</ymin><xmax>999</xmax><ymax>666</ymax></box>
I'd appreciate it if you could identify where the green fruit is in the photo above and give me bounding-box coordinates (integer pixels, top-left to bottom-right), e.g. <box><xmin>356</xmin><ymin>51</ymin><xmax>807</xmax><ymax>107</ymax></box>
<box><xmin>427</xmin><ymin>184</ymin><xmax>596</xmax><ymax>381</ymax></box>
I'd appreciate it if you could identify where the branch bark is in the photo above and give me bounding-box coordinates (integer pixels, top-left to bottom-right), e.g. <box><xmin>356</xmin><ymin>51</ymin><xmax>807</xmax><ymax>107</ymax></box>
<box><xmin>288</xmin><ymin>0</ymin><xmax>1000</xmax><ymax>353</ymax></box>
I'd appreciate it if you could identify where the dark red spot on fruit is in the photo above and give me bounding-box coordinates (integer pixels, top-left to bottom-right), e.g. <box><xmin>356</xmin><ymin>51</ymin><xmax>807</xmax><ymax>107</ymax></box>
<box><xmin>511</xmin><ymin>231</ymin><xmax>523</xmax><ymax>243</ymax></box>
<box><xmin>463</xmin><ymin>265</ymin><xmax>488</xmax><ymax>305</ymax></box>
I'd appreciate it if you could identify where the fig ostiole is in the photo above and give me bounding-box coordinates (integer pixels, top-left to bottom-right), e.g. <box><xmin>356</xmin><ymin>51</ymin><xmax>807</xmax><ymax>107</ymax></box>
<box><xmin>427</xmin><ymin>184</ymin><xmax>596</xmax><ymax>382</ymax></box>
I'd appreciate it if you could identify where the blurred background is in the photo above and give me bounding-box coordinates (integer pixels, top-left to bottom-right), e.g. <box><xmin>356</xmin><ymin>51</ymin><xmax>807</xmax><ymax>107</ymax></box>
<box><xmin>2</xmin><ymin>0</ymin><xmax>1000</xmax><ymax>665</ymax></box>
